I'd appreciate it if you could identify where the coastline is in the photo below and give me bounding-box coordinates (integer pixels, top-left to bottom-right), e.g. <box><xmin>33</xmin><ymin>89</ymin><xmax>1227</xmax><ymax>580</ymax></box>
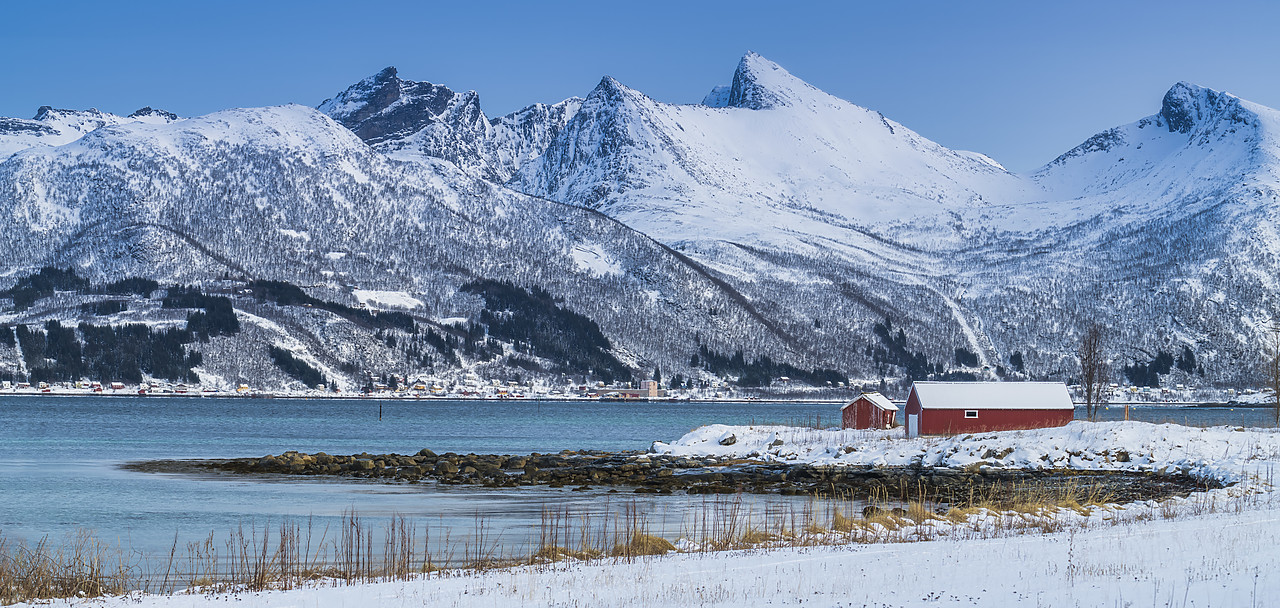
<box><xmin>0</xmin><ymin>388</ymin><xmax>1264</xmax><ymax>407</ymax></box>
<box><xmin>10</xmin><ymin>419</ymin><xmax>1279</xmax><ymax>607</ymax></box>
<box><xmin>0</xmin><ymin>388</ymin><xmax>849</xmax><ymax>403</ymax></box>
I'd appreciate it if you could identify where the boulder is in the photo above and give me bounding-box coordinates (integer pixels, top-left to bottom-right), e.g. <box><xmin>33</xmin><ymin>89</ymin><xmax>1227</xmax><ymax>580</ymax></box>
<box><xmin>435</xmin><ymin>461</ymin><xmax>460</xmax><ymax>475</ymax></box>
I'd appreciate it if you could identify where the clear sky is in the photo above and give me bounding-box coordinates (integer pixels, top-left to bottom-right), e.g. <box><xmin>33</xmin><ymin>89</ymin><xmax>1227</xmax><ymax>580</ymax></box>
<box><xmin>2</xmin><ymin>0</ymin><xmax>1277</xmax><ymax>172</ymax></box>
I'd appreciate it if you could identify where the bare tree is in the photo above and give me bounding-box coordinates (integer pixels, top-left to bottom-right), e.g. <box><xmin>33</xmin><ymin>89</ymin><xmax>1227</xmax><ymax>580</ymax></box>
<box><xmin>1268</xmin><ymin>323</ymin><xmax>1280</xmax><ymax>427</ymax></box>
<box><xmin>1079</xmin><ymin>324</ymin><xmax>1109</xmax><ymax>421</ymax></box>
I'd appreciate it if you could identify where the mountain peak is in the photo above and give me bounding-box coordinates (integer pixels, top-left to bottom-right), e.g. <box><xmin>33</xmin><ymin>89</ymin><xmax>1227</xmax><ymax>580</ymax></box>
<box><xmin>1159</xmin><ymin>82</ymin><xmax>1247</xmax><ymax>134</ymax></box>
<box><xmin>128</xmin><ymin>106</ymin><xmax>180</xmax><ymax>121</ymax></box>
<box><xmin>34</xmin><ymin>106</ymin><xmax>107</xmax><ymax>121</ymax></box>
<box><xmin>594</xmin><ymin>75</ymin><xmax>626</xmax><ymax>93</ymax></box>
<box><xmin>705</xmin><ymin>52</ymin><xmax>825</xmax><ymax>110</ymax></box>
<box><xmin>586</xmin><ymin>75</ymin><xmax>642</xmax><ymax>105</ymax></box>
<box><xmin>318</xmin><ymin>67</ymin><xmax>458</xmax><ymax>145</ymax></box>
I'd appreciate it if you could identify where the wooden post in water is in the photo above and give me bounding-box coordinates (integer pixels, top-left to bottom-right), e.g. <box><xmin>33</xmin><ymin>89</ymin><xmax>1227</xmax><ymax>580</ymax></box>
<box><xmin>379</xmin><ymin>403</ymin><xmax>383</xmax><ymax>421</ymax></box>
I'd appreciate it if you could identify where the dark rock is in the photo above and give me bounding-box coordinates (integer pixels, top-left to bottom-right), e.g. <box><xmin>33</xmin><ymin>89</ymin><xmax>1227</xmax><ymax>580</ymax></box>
<box><xmin>435</xmin><ymin>461</ymin><xmax>459</xmax><ymax>475</ymax></box>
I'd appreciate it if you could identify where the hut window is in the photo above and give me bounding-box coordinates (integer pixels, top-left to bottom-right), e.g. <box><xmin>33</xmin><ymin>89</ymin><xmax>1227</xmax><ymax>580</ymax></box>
<box><xmin>964</xmin><ymin>410</ymin><xmax>979</xmax><ymax>419</ymax></box>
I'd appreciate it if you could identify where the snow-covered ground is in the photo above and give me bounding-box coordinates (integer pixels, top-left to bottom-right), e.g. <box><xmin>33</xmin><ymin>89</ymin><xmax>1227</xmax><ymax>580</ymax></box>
<box><xmin>21</xmin><ymin>497</ymin><xmax>1280</xmax><ymax>607</ymax></box>
<box><xmin>351</xmin><ymin>289</ymin><xmax>424</xmax><ymax>310</ymax></box>
<box><xmin>652</xmin><ymin>421</ymin><xmax>1280</xmax><ymax>484</ymax></box>
<box><xmin>16</xmin><ymin>421</ymin><xmax>1280</xmax><ymax>607</ymax></box>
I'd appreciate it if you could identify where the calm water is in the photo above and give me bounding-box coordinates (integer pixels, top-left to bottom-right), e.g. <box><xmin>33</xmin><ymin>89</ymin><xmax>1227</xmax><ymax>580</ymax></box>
<box><xmin>0</xmin><ymin>395</ymin><xmax>1270</xmax><ymax>561</ymax></box>
<box><xmin>0</xmin><ymin>396</ymin><xmax>840</xmax><ymax>559</ymax></box>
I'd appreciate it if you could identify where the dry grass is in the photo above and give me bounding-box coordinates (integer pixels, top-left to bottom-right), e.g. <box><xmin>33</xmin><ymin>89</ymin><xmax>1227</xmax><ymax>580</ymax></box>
<box><xmin>0</xmin><ymin>530</ymin><xmax>133</xmax><ymax>605</ymax></box>
<box><xmin>1</xmin><ymin>472</ymin><xmax>1262</xmax><ymax>605</ymax></box>
<box><xmin>611</xmin><ymin>534</ymin><xmax>675</xmax><ymax>557</ymax></box>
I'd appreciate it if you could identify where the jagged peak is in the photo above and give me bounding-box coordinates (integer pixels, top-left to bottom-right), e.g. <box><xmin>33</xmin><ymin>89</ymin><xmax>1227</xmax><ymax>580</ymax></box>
<box><xmin>594</xmin><ymin>75</ymin><xmax>625</xmax><ymax>93</ymax></box>
<box><xmin>445</xmin><ymin>90</ymin><xmax>488</xmax><ymax>128</ymax></box>
<box><xmin>702</xmin><ymin>51</ymin><xmax>827</xmax><ymax>110</ymax></box>
<box><xmin>34</xmin><ymin>106</ymin><xmax>109</xmax><ymax>121</ymax></box>
<box><xmin>341</xmin><ymin>66</ymin><xmax>401</xmax><ymax>93</ymax></box>
<box><xmin>318</xmin><ymin>66</ymin><xmax>460</xmax><ymax>141</ymax></box>
<box><xmin>492</xmin><ymin>96</ymin><xmax>584</xmax><ymax>128</ymax></box>
<box><xmin>1159</xmin><ymin>82</ymin><xmax>1248</xmax><ymax>134</ymax></box>
<box><xmin>586</xmin><ymin>75</ymin><xmax>643</xmax><ymax>105</ymax></box>
<box><xmin>128</xmin><ymin>106</ymin><xmax>179</xmax><ymax>121</ymax></box>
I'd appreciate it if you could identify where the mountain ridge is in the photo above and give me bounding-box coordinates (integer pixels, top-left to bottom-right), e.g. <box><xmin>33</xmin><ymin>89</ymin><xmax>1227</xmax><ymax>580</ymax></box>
<box><xmin>0</xmin><ymin>54</ymin><xmax>1276</xmax><ymax>391</ymax></box>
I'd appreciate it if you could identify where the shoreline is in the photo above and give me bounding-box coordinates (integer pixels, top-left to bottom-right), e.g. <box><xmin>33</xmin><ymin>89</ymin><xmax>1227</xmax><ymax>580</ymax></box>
<box><xmin>0</xmin><ymin>389</ymin><xmax>1267</xmax><ymax>407</ymax></box>
<box><xmin>0</xmin><ymin>390</ymin><xmax>847</xmax><ymax>403</ymax></box>
<box><xmin>8</xmin><ymin>420</ymin><xmax>1277</xmax><ymax>606</ymax></box>
<box><xmin>127</xmin><ymin>446</ymin><xmax>1218</xmax><ymax>505</ymax></box>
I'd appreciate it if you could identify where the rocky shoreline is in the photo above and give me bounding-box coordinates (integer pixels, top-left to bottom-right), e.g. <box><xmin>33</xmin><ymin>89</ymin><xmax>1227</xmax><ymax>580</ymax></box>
<box><xmin>125</xmin><ymin>449</ymin><xmax>1221</xmax><ymax>506</ymax></box>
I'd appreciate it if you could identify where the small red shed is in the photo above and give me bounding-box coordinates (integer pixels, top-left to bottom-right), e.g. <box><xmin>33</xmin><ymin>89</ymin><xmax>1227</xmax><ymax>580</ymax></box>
<box><xmin>904</xmin><ymin>382</ymin><xmax>1074</xmax><ymax>438</ymax></box>
<box><xmin>841</xmin><ymin>392</ymin><xmax>899</xmax><ymax>429</ymax></box>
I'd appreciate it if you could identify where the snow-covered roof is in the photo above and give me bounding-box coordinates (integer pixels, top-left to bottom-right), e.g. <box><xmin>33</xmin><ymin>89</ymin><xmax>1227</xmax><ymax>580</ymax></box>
<box><xmin>910</xmin><ymin>382</ymin><xmax>1073</xmax><ymax>410</ymax></box>
<box><xmin>841</xmin><ymin>392</ymin><xmax>898</xmax><ymax>411</ymax></box>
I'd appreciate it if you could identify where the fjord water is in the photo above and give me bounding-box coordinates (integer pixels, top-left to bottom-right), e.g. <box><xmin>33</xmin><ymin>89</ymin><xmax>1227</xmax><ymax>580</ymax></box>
<box><xmin>1</xmin><ymin>395</ymin><xmax>842</xmax><ymax>558</ymax></box>
<box><xmin>0</xmin><ymin>395</ymin><xmax>1269</xmax><ymax>561</ymax></box>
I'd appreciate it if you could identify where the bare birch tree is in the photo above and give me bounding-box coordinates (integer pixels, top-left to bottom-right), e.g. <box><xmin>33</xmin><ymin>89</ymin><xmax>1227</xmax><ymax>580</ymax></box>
<box><xmin>1079</xmin><ymin>324</ymin><xmax>1109</xmax><ymax>421</ymax></box>
<box><xmin>1269</xmin><ymin>323</ymin><xmax>1280</xmax><ymax>427</ymax></box>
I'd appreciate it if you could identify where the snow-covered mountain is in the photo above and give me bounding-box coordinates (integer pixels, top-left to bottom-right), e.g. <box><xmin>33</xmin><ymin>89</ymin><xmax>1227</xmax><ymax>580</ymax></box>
<box><xmin>333</xmin><ymin>53</ymin><xmax>1280</xmax><ymax>386</ymax></box>
<box><xmin>514</xmin><ymin>52</ymin><xmax>1042</xmax><ymax>256</ymax></box>
<box><xmin>1</xmin><ymin>54</ymin><xmax>1277</xmax><ymax>391</ymax></box>
<box><xmin>0</xmin><ymin>105</ymin><xmax>178</xmax><ymax>162</ymax></box>
<box><xmin>319</xmin><ymin>67</ymin><xmax>581</xmax><ymax>183</ymax></box>
<box><xmin>0</xmin><ymin>103</ymin><xmax>806</xmax><ymax>390</ymax></box>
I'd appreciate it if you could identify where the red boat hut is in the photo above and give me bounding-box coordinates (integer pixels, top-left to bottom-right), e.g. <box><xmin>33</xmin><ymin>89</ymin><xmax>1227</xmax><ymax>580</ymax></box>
<box><xmin>903</xmin><ymin>382</ymin><xmax>1074</xmax><ymax>438</ymax></box>
<box><xmin>841</xmin><ymin>392</ymin><xmax>899</xmax><ymax>429</ymax></box>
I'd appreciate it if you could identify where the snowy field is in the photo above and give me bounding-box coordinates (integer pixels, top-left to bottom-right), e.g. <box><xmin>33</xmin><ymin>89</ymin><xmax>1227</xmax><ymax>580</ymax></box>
<box><xmin>16</xmin><ymin>421</ymin><xmax>1280</xmax><ymax>607</ymax></box>
<box><xmin>28</xmin><ymin>503</ymin><xmax>1279</xmax><ymax>607</ymax></box>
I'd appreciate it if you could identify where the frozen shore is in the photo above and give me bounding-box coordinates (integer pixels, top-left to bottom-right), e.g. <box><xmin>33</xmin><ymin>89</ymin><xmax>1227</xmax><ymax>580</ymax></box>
<box><xmin>14</xmin><ymin>420</ymin><xmax>1280</xmax><ymax>607</ymax></box>
<box><xmin>18</xmin><ymin>498</ymin><xmax>1280</xmax><ymax>607</ymax></box>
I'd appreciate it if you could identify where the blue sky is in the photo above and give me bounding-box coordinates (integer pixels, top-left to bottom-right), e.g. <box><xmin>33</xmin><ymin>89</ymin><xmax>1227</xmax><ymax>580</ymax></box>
<box><xmin>2</xmin><ymin>0</ymin><xmax>1277</xmax><ymax>171</ymax></box>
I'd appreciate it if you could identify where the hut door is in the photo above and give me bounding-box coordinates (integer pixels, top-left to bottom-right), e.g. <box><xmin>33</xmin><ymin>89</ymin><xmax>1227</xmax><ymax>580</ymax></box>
<box><xmin>907</xmin><ymin>414</ymin><xmax>919</xmax><ymax>438</ymax></box>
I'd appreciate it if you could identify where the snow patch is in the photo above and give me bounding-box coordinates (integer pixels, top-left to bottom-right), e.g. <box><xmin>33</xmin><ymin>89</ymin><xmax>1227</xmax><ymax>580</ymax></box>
<box><xmin>352</xmin><ymin>289</ymin><xmax>423</xmax><ymax>310</ymax></box>
<box><xmin>570</xmin><ymin>243</ymin><xmax>622</xmax><ymax>277</ymax></box>
<box><xmin>278</xmin><ymin>229</ymin><xmax>310</xmax><ymax>241</ymax></box>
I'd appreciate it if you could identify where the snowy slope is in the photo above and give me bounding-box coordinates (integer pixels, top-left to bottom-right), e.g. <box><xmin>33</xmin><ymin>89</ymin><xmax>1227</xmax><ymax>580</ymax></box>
<box><xmin>514</xmin><ymin>52</ymin><xmax>1043</xmax><ymax>254</ymax></box>
<box><xmin>979</xmin><ymin>81</ymin><xmax>1280</xmax><ymax>230</ymax></box>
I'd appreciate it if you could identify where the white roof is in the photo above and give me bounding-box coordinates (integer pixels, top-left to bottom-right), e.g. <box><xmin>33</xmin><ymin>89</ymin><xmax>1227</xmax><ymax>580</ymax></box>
<box><xmin>841</xmin><ymin>392</ymin><xmax>899</xmax><ymax>411</ymax></box>
<box><xmin>910</xmin><ymin>382</ymin><xmax>1073</xmax><ymax>410</ymax></box>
